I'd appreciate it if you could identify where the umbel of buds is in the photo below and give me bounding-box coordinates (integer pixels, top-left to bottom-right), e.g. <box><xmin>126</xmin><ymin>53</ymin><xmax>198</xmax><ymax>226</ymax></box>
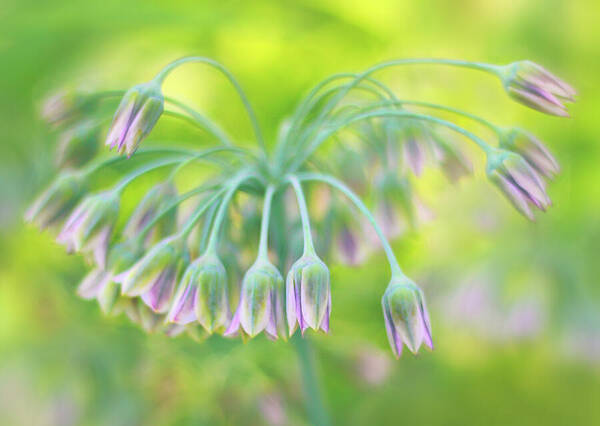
<box><xmin>27</xmin><ymin>55</ymin><xmax>575</xmax><ymax>360</ymax></box>
<box><xmin>106</xmin><ymin>81</ymin><xmax>164</xmax><ymax>157</ymax></box>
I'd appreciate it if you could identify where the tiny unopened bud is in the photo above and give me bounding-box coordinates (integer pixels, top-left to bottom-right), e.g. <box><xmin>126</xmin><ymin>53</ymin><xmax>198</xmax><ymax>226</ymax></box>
<box><xmin>487</xmin><ymin>149</ymin><xmax>551</xmax><ymax>220</ymax></box>
<box><xmin>56</xmin><ymin>120</ymin><xmax>101</xmax><ymax>168</ymax></box>
<box><xmin>499</xmin><ymin>128</ymin><xmax>559</xmax><ymax>179</ymax></box>
<box><xmin>381</xmin><ymin>276</ymin><xmax>433</xmax><ymax>357</ymax></box>
<box><xmin>227</xmin><ymin>260</ymin><xmax>286</xmax><ymax>340</ymax></box>
<box><xmin>40</xmin><ymin>90</ymin><xmax>94</xmax><ymax>125</ymax></box>
<box><xmin>25</xmin><ymin>171</ymin><xmax>85</xmax><ymax>230</ymax></box>
<box><xmin>57</xmin><ymin>190</ymin><xmax>119</xmax><ymax>267</ymax></box>
<box><xmin>499</xmin><ymin>61</ymin><xmax>576</xmax><ymax>117</ymax></box>
<box><xmin>105</xmin><ymin>82</ymin><xmax>164</xmax><ymax>157</ymax></box>
<box><xmin>116</xmin><ymin>235</ymin><xmax>188</xmax><ymax>313</ymax></box>
<box><xmin>286</xmin><ymin>253</ymin><xmax>330</xmax><ymax>336</ymax></box>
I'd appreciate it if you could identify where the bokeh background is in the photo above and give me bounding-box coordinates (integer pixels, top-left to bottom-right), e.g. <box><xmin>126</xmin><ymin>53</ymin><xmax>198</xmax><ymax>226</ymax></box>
<box><xmin>1</xmin><ymin>0</ymin><xmax>599</xmax><ymax>425</ymax></box>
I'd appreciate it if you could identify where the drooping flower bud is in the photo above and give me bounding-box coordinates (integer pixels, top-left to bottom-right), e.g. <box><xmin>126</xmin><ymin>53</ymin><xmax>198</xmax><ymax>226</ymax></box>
<box><xmin>116</xmin><ymin>235</ymin><xmax>188</xmax><ymax>313</ymax></box>
<box><xmin>286</xmin><ymin>253</ymin><xmax>330</xmax><ymax>336</ymax></box>
<box><xmin>487</xmin><ymin>149</ymin><xmax>551</xmax><ymax>220</ymax></box>
<box><xmin>76</xmin><ymin>241</ymin><xmax>144</xmax><ymax>314</ymax></box>
<box><xmin>55</xmin><ymin>120</ymin><xmax>101</xmax><ymax>168</ymax></box>
<box><xmin>123</xmin><ymin>182</ymin><xmax>178</xmax><ymax>246</ymax></box>
<box><xmin>499</xmin><ymin>61</ymin><xmax>576</xmax><ymax>116</ymax></box>
<box><xmin>226</xmin><ymin>260</ymin><xmax>286</xmax><ymax>340</ymax></box>
<box><xmin>381</xmin><ymin>276</ymin><xmax>433</xmax><ymax>357</ymax></box>
<box><xmin>431</xmin><ymin>134</ymin><xmax>472</xmax><ymax>183</ymax></box>
<box><xmin>105</xmin><ymin>81</ymin><xmax>164</xmax><ymax>157</ymax></box>
<box><xmin>499</xmin><ymin>128</ymin><xmax>559</xmax><ymax>179</ymax></box>
<box><xmin>57</xmin><ymin>190</ymin><xmax>120</xmax><ymax>267</ymax></box>
<box><xmin>167</xmin><ymin>253</ymin><xmax>230</xmax><ymax>334</ymax></box>
<box><xmin>40</xmin><ymin>90</ymin><xmax>94</xmax><ymax>125</ymax></box>
<box><xmin>25</xmin><ymin>171</ymin><xmax>85</xmax><ymax>230</ymax></box>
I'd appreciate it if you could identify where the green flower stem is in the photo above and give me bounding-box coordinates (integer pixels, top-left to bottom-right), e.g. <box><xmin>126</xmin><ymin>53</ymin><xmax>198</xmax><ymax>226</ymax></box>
<box><xmin>164</xmin><ymin>97</ymin><xmax>233</xmax><ymax>146</ymax></box>
<box><xmin>135</xmin><ymin>181</ymin><xmax>223</xmax><ymax>244</ymax></box>
<box><xmin>166</xmin><ymin>146</ymin><xmax>249</xmax><ymax>180</ymax></box>
<box><xmin>292</xmin><ymin>334</ymin><xmax>331</xmax><ymax>426</ymax></box>
<box><xmin>296</xmin><ymin>172</ymin><xmax>404</xmax><ymax>277</ymax></box>
<box><xmin>154</xmin><ymin>56</ymin><xmax>266</xmax><ymax>154</ymax></box>
<box><xmin>287</xmin><ymin>175</ymin><xmax>316</xmax><ymax>256</ymax></box>
<box><xmin>113</xmin><ymin>157</ymin><xmax>187</xmax><ymax>194</ymax></box>
<box><xmin>256</xmin><ymin>184</ymin><xmax>276</xmax><ymax>261</ymax></box>
<box><xmin>291</xmin><ymin>109</ymin><xmax>495</xmax><ymax>172</ymax></box>
<box><xmin>204</xmin><ymin>172</ymin><xmax>254</xmax><ymax>254</ymax></box>
<box><xmin>178</xmin><ymin>189</ymin><xmax>228</xmax><ymax>238</ymax></box>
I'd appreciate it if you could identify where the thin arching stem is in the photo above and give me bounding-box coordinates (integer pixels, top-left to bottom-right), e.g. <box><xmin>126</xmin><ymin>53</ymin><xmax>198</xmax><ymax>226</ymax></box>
<box><xmin>113</xmin><ymin>157</ymin><xmax>187</xmax><ymax>194</ymax></box>
<box><xmin>164</xmin><ymin>98</ymin><xmax>233</xmax><ymax>146</ymax></box>
<box><xmin>286</xmin><ymin>175</ymin><xmax>316</xmax><ymax>256</ymax></box>
<box><xmin>257</xmin><ymin>184</ymin><xmax>276</xmax><ymax>261</ymax></box>
<box><xmin>155</xmin><ymin>56</ymin><xmax>266</xmax><ymax>154</ymax></box>
<box><xmin>296</xmin><ymin>172</ymin><xmax>403</xmax><ymax>277</ymax></box>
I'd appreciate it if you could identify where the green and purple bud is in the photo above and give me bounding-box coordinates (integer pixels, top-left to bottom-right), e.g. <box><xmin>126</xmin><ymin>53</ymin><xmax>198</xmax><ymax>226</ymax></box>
<box><xmin>286</xmin><ymin>253</ymin><xmax>330</xmax><ymax>336</ymax></box>
<box><xmin>487</xmin><ymin>149</ymin><xmax>551</xmax><ymax>220</ymax></box>
<box><xmin>167</xmin><ymin>253</ymin><xmax>230</xmax><ymax>333</ymax></box>
<box><xmin>25</xmin><ymin>171</ymin><xmax>85</xmax><ymax>230</ymax></box>
<box><xmin>499</xmin><ymin>61</ymin><xmax>576</xmax><ymax>117</ymax></box>
<box><xmin>123</xmin><ymin>182</ymin><xmax>178</xmax><ymax>246</ymax></box>
<box><xmin>382</xmin><ymin>276</ymin><xmax>433</xmax><ymax>357</ymax></box>
<box><xmin>226</xmin><ymin>260</ymin><xmax>287</xmax><ymax>340</ymax></box>
<box><xmin>40</xmin><ymin>90</ymin><xmax>93</xmax><ymax>125</ymax></box>
<box><xmin>499</xmin><ymin>128</ymin><xmax>559</xmax><ymax>179</ymax></box>
<box><xmin>57</xmin><ymin>190</ymin><xmax>119</xmax><ymax>267</ymax></box>
<box><xmin>116</xmin><ymin>235</ymin><xmax>188</xmax><ymax>313</ymax></box>
<box><xmin>431</xmin><ymin>135</ymin><xmax>472</xmax><ymax>183</ymax></box>
<box><xmin>55</xmin><ymin>120</ymin><xmax>101</xmax><ymax>168</ymax></box>
<box><xmin>105</xmin><ymin>81</ymin><xmax>164</xmax><ymax>157</ymax></box>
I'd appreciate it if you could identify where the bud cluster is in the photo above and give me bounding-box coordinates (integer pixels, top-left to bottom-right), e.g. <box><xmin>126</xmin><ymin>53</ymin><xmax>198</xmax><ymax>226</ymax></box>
<box><xmin>26</xmin><ymin>56</ymin><xmax>574</xmax><ymax>357</ymax></box>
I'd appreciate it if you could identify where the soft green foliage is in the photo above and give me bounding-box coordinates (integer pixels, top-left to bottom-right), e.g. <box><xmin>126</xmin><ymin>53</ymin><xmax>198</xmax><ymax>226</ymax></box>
<box><xmin>1</xmin><ymin>0</ymin><xmax>599</xmax><ymax>425</ymax></box>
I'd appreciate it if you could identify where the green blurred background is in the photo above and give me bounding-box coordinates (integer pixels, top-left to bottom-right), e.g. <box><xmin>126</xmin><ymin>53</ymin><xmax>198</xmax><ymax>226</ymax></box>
<box><xmin>1</xmin><ymin>0</ymin><xmax>599</xmax><ymax>425</ymax></box>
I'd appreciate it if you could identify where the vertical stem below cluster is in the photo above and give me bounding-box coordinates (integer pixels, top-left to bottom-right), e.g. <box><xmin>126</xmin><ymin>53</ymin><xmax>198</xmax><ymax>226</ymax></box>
<box><xmin>292</xmin><ymin>334</ymin><xmax>331</xmax><ymax>426</ymax></box>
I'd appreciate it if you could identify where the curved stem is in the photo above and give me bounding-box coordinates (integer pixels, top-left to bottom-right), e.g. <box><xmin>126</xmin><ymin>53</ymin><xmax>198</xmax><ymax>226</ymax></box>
<box><xmin>205</xmin><ymin>172</ymin><xmax>253</xmax><ymax>253</ymax></box>
<box><xmin>257</xmin><ymin>185</ymin><xmax>276</xmax><ymax>261</ymax></box>
<box><xmin>113</xmin><ymin>157</ymin><xmax>186</xmax><ymax>194</ymax></box>
<box><xmin>296</xmin><ymin>172</ymin><xmax>403</xmax><ymax>276</ymax></box>
<box><xmin>286</xmin><ymin>175</ymin><xmax>316</xmax><ymax>256</ymax></box>
<box><xmin>291</xmin><ymin>109</ymin><xmax>494</xmax><ymax>172</ymax></box>
<box><xmin>178</xmin><ymin>189</ymin><xmax>227</xmax><ymax>238</ymax></box>
<box><xmin>164</xmin><ymin>98</ymin><xmax>233</xmax><ymax>146</ymax></box>
<box><xmin>155</xmin><ymin>56</ymin><xmax>266</xmax><ymax>153</ymax></box>
<box><xmin>166</xmin><ymin>146</ymin><xmax>248</xmax><ymax>180</ymax></box>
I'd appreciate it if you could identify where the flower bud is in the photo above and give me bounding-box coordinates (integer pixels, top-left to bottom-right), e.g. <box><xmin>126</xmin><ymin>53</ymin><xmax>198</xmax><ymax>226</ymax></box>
<box><xmin>116</xmin><ymin>235</ymin><xmax>188</xmax><ymax>313</ymax></box>
<box><xmin>499</xmin><ymin>61</ymin><xmax>576</xmax><ymax>116</ymax></box>
<box><xmin>105</xmin><ymin>82</ymin><xmax>164</xmax><ymax>157</ymax></box>
<box><xmin>56</xmin><ymin>120</ymin><xmax>101</xmax><ymax>168</ymax></box>
<box><xmin>381</xmin><ymin>276</ymin><xmax>433</xmax><ymax>357</ymax></box>
<box><xmin>487</xmin><ymin>149</ymin><xmax>551</xmax><ymax>220</ymax></box>
<box><xmin>57</xmin><ymin>190</ymin><xmax>120</xmax><ymax>267</ymax></box>
<box><xmin>40</xmin><ymin>90</ymin><xmax>94</xmax><ymax>125</ymax></box>
<box><xmin>25</xmin><ymin>171</ymin><xmax>85</xmax><ymax>230</ymax></box>
<box><xmin>286</xmin><ymin>253</ymin><xmax>330</xmax><ymax>336</ymax></box>
<box><xmin>431</xmin><ymin>135</ymin><xmax>472</xmax><ymax>183</ymax></box>
<box><xmin>167</xmin><ymin>253</ymin><xmax>230</xmax><ymax>334</ymax></box>
<box><xmin>499</xmin><ymin>128</ymin><xmax>559</xmax><ymax>179</ymax></box>
<box><xmin>124</xmin><ymin>182</ymin><xmax>178</xmax><ymax>246</ymax></box>
<box><xmin>227</xmin><ymin>260</ymin><xmax>286</xmax><ymax>340</ymax></box>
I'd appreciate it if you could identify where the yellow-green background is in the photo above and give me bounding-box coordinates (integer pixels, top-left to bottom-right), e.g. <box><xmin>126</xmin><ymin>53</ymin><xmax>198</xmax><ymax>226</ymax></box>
<box><xmin>1</xmin><ymin>0</ymin><xmax>598</xmax><ymax>425</ymax></box>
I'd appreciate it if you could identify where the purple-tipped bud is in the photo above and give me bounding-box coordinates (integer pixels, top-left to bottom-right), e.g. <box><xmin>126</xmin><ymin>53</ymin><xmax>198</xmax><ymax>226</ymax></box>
<box><xmin>500</xmin><ymin>61</ymin><xmax>576</xmax><ymax>117</ymax></box>
<box><xmin>499</xmin><ymin>128</ymin><xmax>560</xmax><ymax>179</ymax></box>
<box><xmin>25</xmin><ymin>171</ymin><xmax>85</xmax><ymax>230</ymax></box>
<box><xmin>403</xmin><ymin>137</ymin><xmax>425</xmax><ymax>177</ymax></box>
<box><xmin>432</xmin><ymin>137</ymin><xmax>472</xmax><ymax>183</ymax></box>
<box><xmin>286</xmin><ymin>253</ymin><xmax>330</xmax><ymax>336</ymax></box>
<box><xmin>167</xmin><ymin>253</ymin><xmax>230</xmax><ymax>333</ymax></box>
<box><xmin>381</xmin><ymin>276</ymin><xmax>433</xmax><ymax>357</ymax></box>
<box><xmin>56</xmin><ymin>120</ymin><xmax>101</xmax><ymax>168</ymax></box>
<box><xmin>105</xmin><ymin>82</ymin><xmax>164</xmax><ymax>157</ymax></box>
<box><xmin>123</xmin><ymin>182</ymin><xmax>178</xmax><ymax>246</ymax></box>
<box><xmin>116</xmin><ymin>235</ymin><xmax>188</xmax><ymax>313</ymax></box>
<box><xmin>487</xmin><ymin>149</ymin><xmax>552</xmax><ymax>220</ymax></box>
<box><xmin>57</xmin><ymin>191</ymin><xmax>119</xmax><ymax>267</ymax></box>
<box><xmin>40</xmin><ymin>90</ymin><xmax>91</xmax><ymax>125</ymax></box>
<box><xmin>226</xmin><ymin>260</ymin><xmax>286</xmax><ymax>340</ymax></box>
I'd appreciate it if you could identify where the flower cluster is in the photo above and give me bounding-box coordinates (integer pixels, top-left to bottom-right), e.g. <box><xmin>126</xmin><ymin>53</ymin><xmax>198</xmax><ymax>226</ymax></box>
<box><xmin>26</xmin><ymin>57</ymin><xmax>574</xmax><ymax>357</ymax></box>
